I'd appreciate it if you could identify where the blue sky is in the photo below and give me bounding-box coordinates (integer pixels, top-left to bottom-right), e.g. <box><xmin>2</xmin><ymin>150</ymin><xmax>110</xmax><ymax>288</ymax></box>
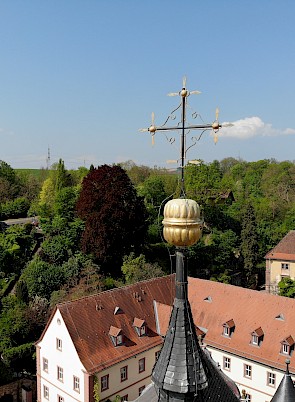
<box><xmin>1</xmin><ymin>1</ymin><xmax>295</xmax><ymax>169</ymax></box>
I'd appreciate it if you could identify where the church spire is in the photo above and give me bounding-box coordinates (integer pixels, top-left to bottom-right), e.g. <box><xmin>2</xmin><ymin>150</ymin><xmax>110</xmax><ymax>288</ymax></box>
<box><xmin>136</xmin><ymin>79</ymin><xmax>238</xmax><ymax>401</ymax></box>
<box><xmin>270</xmin><ymin>359</ymin><xmax>295</xmax><ymax>402</ymax></box>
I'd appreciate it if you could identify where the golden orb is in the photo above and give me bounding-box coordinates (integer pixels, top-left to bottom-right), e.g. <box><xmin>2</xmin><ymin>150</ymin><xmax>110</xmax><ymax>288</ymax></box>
<box><xmin>180</xmin><ymin>89</ymin><xmax>188</xmax><ymax>97</ymax></box>
<box><xmin>162</xmin><ymin>198</ymin><xmax>202</xmax><ymax>247</ymax></box>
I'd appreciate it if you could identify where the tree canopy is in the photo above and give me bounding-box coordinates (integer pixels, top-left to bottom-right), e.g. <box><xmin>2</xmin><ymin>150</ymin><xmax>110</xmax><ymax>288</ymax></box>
<box><xmin>77</xmin><ymin>165</ymin><xmax>148</xmax><ymax>273</ymax></box>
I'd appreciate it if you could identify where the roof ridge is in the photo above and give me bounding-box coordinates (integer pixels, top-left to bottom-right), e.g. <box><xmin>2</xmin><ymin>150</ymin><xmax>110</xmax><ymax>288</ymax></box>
<box><xmin>57</xmin><ymin>274</ymin><xmax>174</xmax><ymax>307</ymax></box>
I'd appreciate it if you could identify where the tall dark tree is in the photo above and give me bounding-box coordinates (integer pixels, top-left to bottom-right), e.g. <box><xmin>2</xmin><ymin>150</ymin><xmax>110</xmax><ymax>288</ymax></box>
<box><xmin>76</xmin><ymin>165</ymin><xmax>148</xmax><ymax>274</ymax></box>
<box><xmin>240</xmin><ymin>201</ymin><xmax>259</xmax><ymax>287</ymax></box>
<box><xmin>53</xmin><ymin>158</ymin><xmax>72</xmax><ymax>191</ymax></box>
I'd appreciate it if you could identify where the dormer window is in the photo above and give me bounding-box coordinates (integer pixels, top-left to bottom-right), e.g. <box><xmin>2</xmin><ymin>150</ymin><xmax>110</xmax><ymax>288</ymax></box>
<box><xmin>252</xmin><ymin>334</ymin><xmax>258</xmax><ymax>345</ymax></box>
<box><xmin>109</xmin><ymin>326</ymin><xmax>124</xmax><ymax>347</ymax></box>
<box><xmin>281</xmin><ymin>336</ymin><xmax>294</xmax><ymax>356</ymax></box>
<box><xmin>251</xmin><ymin>327</ymin><xmax>264</xmax><ymax>346</ymax></box>
<box><xmin>222</xmin><ymin>319</ymin><xmax>235</xmax><ymax>337</ymax></box>
<box><xmin>133</xmin><ymin>318</ymin><xmax>147</xmax><ymax>337</ymax></box>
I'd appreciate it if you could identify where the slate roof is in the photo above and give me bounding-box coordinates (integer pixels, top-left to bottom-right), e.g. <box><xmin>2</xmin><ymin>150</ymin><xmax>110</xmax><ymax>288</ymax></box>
<box><xmin>151</xmin><ymin>297</ymin><xmax>239</xmax><ymax>401</ymax></box>
<box><xmin>152</xmin><ymin>298</ymin><xmax>208</xmax><ymax>395</ymax></box>
<box><xmin>265</xmin><ymin>230</ymin><xmax>295</xmax><ymax>261</ymax></box>
<box><xmin>135</xmin><ymin>348</ymin><xmax>240</xmax><ymax>401</ymax></box>
<box><xmin>271</xmin><ymin>362</ymin><xmax>295</xmax><ymax>401</ymax></box>
<box><xmin>156</xmin><ymin>278</ymin><xmax>295</xmax><ymax>373</ymax></box>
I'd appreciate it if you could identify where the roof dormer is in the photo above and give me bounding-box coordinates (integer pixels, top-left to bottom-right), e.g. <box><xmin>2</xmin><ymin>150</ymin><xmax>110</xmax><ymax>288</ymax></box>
<box><xmin>280</xmin><ymin>335</ymin><xmax>295</xmax><ymax>356</ymax></box>
<box><xmin>251</xmin><ymin>327</ymin><xmax>264</xmax><ymax>346</ymax></box>
<box><xmin>133</xmin><ymin>317</ymin><xmax>147</xmax><ymax>337</ymax></box>
<box><xmin>109</xmin><ymin>326</ymin><xmax>124</xmax><ymax>347</ymax></box>
<box><xmin>222</xmin><ymin>319</ymin><xmax>235</xmax><ymax>338</ymax></box>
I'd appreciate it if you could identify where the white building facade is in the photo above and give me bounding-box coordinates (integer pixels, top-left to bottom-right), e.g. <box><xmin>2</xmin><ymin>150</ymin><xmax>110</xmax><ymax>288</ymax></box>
<box><xmin>36</xmin><ymin>276</ymin><xmax>295</xmax><ymax>402</ymax></box>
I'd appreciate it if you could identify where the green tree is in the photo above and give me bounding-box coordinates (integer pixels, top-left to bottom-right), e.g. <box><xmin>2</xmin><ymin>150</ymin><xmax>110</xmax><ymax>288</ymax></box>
<box><xmin>0</xmin><ymin>295</ymin><xmax>30</xmax><ymax>349</ymax></box>
<box><xmin>0</xmin><ymin>161</ymin><xmax>21</xmax><ymax>203</ymax></box>
<box><xmin>0</xmin><ymin>224</ymin><xmax>35</xmax><ymax>275</ymax></box>
<box><xmin>278</xmin><ymin>277</ymin><xmax>295</xmax><ymax>298</ymax></box>
<box><xmin>1</xmin><ymin>342</ymin><xmax>35</xmax><ymax>374</ymax></box>
<box><xmin>119</xmin><ymin>160</ymin><xmax>151</xmax><ymax>186</ymax></box>
<box><xmin>21</xmin><ymin>258</ymin><xmax>65</xmax><ymax>300</ymax></box>
<box><xmin>41</xmin><ymin>235</ymin><xmax>71</xmax><ymax>265</ymax></box>
<box><xmin>184</xmin><ymin>160</ymin><xmax>222</xmax><ymax>202</ymax></box>
<box><xmin>138</xmin><ymin>175</ymin><xmax>168</xmax><ymax>207</ymax></box>
<box><xmin>53</xmin><ymin>158</ymin><xmax>73</xmax><ymax>191</ymax></box>
<box><xmin>121</xmin><ymin>253</ymin><xmax>165</xmax><ymax>284</ymax></box>
<box><xmin>53</xmin><ymin>186</ymin><xmax>79</xmax><ymax>221</ymax></box>
<box><xmin>240</xmin><ymin>202</ymin><xmax>259</xmax><ymax>287</ymax></box>
<box><xmin>38</xmin><ymin>177</ymin><xmax>55</xmax><ymax>217</ymax></box>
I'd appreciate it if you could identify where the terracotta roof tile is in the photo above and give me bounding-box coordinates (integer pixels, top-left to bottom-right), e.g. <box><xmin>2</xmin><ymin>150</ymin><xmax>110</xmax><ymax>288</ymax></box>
<box><xmin>265</xmin><ymin>231</ymin><xmax>295</xmax><ymax>259</ymax></box>
<box><xmin>46</xmin><ymin>275</ymin><xmax>175</xmax><ymax>374</ymax></box>
<box><xmin>133</xmin><ymin>317</ymin><xmax>145</xmax><ymax>328</ymax></box>
<box><xmin>224</xmin><ymin>319</ymin><xmax>235</xmax><ymax>328</ymax></box>
<box><xmin>282</xmin><ymin>335</ymin><xmax>294</xmax><ymax>346</ymax></box>
<box><xmin>109</xmin><ymin>326</ymin><xmax>122</xmax><ymax>337</ymax></box>
<box><xmin>252</xmin><ymin>327</ymin><xmax>264</xmax><ymax>337</ymax></box>
<box><xmin>157</xmin><ymin>278</ymin><xmax>295</xmax><ymax>373</ymax></box>
<box><xmin>38</xmin><ymin>274</ymin><xmax>295</xmax><ymax>376</ymax></box>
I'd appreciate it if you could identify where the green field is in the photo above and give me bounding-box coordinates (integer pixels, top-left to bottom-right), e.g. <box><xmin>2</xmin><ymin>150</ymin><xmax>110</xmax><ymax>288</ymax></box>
<box><xmin>16</xmin><ymin>168</ymin><xmax>49</xmax><ymax>180</ymax></box>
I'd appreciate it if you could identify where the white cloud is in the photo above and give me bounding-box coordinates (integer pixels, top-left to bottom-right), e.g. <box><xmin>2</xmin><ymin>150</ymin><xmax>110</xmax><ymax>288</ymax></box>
<box><xmin>220</xmin><ymin>117</ymin><xmax>295</xmax><ymax>139</ymax></box>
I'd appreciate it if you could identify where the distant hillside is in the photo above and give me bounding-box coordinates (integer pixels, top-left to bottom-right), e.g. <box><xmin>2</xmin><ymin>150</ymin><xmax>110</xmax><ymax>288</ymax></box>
<box><xmin>15</xmin><ymin>168</ymin><xmax>49</xmax><ymax>181</ymax></box>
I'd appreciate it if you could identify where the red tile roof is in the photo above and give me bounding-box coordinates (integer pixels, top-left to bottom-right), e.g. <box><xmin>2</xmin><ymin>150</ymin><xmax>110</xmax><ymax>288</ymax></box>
<box><xmin>265</xmin><ymin>230</ymin><xmax>295</xmax><ymax>260</ymax></box>
<box><xmin>282</xmin><ymin>335</ymin><xmax>294</xmax><ymax>346</ymax></box>
<box><xmin>38</xmin><ymin>274</ymin><xmax>295</xmax><ymax>375</ymax></box>
<box><xmin>252</xmin><ymin>327</ymin><xmax>264</xmax><ymax>337</ymax></box>
<box><xmin>157</xmin><ymin>277</ymin><xmax>295</xmax><ymax>373</ymax></box>
<box><xmin>224</xmin><ymin>319</ymin><xmax>235</xmax><ymax>328</ymax></box>
<box><xmin>109</xmin><ymin>326</ymin><xmax>122</xmax><ymax>337</ymax></box>
<box><xmin>38</xmin><ymin>275</ymin><xmax>175</xmax><ymax>374</ymax></box>
<box><xmin>133</xmin><ymin>317</ymin><xmax>145</xmax><ymax>328</ymax></box>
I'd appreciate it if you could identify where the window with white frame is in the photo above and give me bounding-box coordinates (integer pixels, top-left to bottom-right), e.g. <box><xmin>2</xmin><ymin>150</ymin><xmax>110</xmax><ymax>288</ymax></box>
<box><xmin>222</xmin><ymin>319</ymin><xmax>235</xmax><ymax>337</ymax></box>
<box><xmin>252</xmin><ymin>334</ymin><xmax>258</xmax><ymax>345</ymax></box>
<box><xmin>267</xmin><ymin>372</ymin><xmax>276</xmax><ymax>387</ymax></box>
<box><xmin>43</xmin><ymin>357</ymin><xmax>48</xmax><ymax>372</ymax></box>
<box><xmin>101</xmin><ymin>374</ymin><xmax>109</xmax><ymax>391</ymax></box>
<box><xmin>245</xmin><ymin>393</ymin><xmax>251</xmax><ymax>402</ymax></box>
<box><xmin>121</xmin><ymin>395</ymin><xmax>128</xmax><ymax>401</ymax></box>
<box><xmin>58</xmin><ymin>396</ymin><xmax>64</xmax><ymax>402</ymax></box>
<box><xmin>43</xmin><ymin>385</ymin><xmax>49</xmax><ymax>400</ymax></box>
<box><xmin>73</xmin><ymin>376</ymin><xmax>80</xmax><ymax>392</ymax></box>
<box><xmin>110</xmin><ymin>333</ymin><xmax>123</xmax><ymax>346</ymax></box>
<box><xmin>120</xmin><ymin>366</ymin><xmax>128</xmax><ymax>382</ymax></box>
<box><xmin>281</xmin><ymin>263</ymin><xmax>289</xmax><ymax>270</ymax></box>
<box><xmin>56</xmin><ymin>338</ymin><xmax>62</xmax><ymax>351</ymax></box>
<box><xmin>282</xmin><ymin>343</ymin><xmax>290</xmax><ymax>354</ymax></box>
<box><xmin>139</xmin><ymin>358</ymin><xmax>145</xmax><ymax>373</ymax></box>
<box><xmin>244</xmin><ymin>364</ymin><xmax>252</xmax><ymax>379</ymax></box>
<box><xmin>281</xmin><ymin>336</ymin><xmax>294</xmax><ymax>355</ymax></box>
<box><xmin>57</xmin><ymin>366</ymin><xmax>63</xmax><ymax>382</ymax></box>
<box><xmin>223</xmin><ymin>356</ymin><xmax>231</xmax><ymax>371</ymax></box>
<box><xmin>223</xmin><ymin>326</ymin><xmax>230</xmax><ymax>337</ymax></box>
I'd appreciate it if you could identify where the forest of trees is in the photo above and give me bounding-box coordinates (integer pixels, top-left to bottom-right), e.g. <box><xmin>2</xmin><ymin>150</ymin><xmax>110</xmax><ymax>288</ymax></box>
<box><xmin>1</xmin><ymin>156</ymin><xmax>295</xmax><ymax>383</ymax></box>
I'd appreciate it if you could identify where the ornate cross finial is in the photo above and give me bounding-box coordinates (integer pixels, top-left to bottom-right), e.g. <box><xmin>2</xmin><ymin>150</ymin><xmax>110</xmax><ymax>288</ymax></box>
<box><xmin>139</xmin><ymin>77</ymin><xmax>233</xmax><ymax>197</ymax></box>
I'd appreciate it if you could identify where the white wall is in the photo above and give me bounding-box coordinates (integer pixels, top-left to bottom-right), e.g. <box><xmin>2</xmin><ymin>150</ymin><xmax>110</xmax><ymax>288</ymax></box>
<box><xmin>38</xmin><ymin>309</ymin><xmax>86</xmax><ymax>402</ymax></box>
<box><xmin>98</xmin><ymin>345</ymin><xmax>162</xmax><ymax>402</ymax></box>
<box><xmin>207</xmin><ymin>346</ymin><xmax>289</xmax><ymax>402</ymax></box>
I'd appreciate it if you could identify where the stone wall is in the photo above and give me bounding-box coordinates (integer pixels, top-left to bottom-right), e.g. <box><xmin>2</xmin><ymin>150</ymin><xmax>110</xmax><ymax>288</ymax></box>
<box><xmin>0</xmin><ymin>379</ymin><xmax>36</xmax><ymax>402</ymax></box>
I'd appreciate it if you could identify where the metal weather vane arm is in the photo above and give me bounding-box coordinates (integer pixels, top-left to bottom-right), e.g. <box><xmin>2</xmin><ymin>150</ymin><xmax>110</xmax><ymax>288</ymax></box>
<box><xmin>139</xmin><ymin>76</ymin><xmax>233</xmax><ymax>196</ymax></box>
